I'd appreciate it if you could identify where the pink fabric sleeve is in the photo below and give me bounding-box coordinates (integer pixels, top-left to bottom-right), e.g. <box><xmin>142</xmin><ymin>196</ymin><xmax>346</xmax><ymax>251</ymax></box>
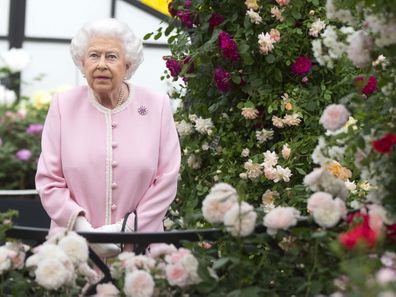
<box><xmin>135</xmin><ymin>96</ymin><xmax>181</xmax><ymax>232</ymax></box>
<box><xmin>35</xmin><ymin>95</ymin><xmax>85</xmax><ymax>230</ymax></box>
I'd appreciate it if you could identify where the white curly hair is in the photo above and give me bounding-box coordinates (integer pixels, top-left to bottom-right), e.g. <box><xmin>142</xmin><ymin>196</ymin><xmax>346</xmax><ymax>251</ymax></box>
<box><xmin>70</xmin><ymin>18</ymin><xmax>144</xmax><ymax>79</ymax></box>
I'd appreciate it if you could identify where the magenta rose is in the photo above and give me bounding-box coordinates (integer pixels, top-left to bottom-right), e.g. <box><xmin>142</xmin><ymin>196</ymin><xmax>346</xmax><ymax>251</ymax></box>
<box><xmin>26</xmin><ymin>123</ymin><xmax>44</xmax><ymax>135</ymax></box>
<box><xmin>16</xmin><ymin>149</ymin><xmax>32</xmax><ymax>161</ymax></box>
<box><xmin>213</xmin><ymin>67</ymin><xmax>231</xmax><ymax>93</ymax></box>
<box><xmin>218</xmin><ymin>31</ymin><xmax>240</xmax><ymax>62</ymax></box>
<box><xmin>177</xmin><ymin>10</ymin><xmax>194</xmax><ymax>28</ymax></box>
<box><xmin>355</xmin><ymin>75</ymin><xmax>377</xmax><ymax>96</ymax></box>
<box><xmin>291</xmin><ymin>56</ymin><xmax>312</xmax><ymax>76</ymax></box>
<box><xmin>209</xmin><ymin>12</ymin><xmax>225</xmax><ymax>28</ymax></box>
<box><xmin>165</xmin><ymin>58</ymin><xmax>182</xmax><ymax>78</ymax></box>
<box><xmin>184</xmin><ymin>0</ymin><xmax>192</xmax><ymax>8</ymax></box>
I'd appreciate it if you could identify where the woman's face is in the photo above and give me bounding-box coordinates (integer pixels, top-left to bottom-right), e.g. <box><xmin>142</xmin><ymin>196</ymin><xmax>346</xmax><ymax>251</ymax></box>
<box><xmin>82</xmin><ymin>37</ymin><xmax>129</xmax><ymax>96</ymax></box>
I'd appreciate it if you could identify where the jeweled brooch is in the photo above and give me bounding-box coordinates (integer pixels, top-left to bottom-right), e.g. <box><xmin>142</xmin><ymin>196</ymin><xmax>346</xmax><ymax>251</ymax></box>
<box><xmin>138</xmin><ymin>105</ymin><xmax>148</xmax><ymax>115</ymax></box>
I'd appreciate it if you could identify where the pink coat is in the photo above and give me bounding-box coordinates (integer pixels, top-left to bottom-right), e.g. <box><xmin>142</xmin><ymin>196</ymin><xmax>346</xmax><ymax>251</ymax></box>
<box><xmin>36</xmin><ymin>84</ymin><xmax>181</xmax><ymax>237</ymax></box>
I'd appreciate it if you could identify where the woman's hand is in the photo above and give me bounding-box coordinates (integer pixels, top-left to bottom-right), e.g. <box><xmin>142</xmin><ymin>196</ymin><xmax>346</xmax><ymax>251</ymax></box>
<box><xmin>74</xmin><ymin>216</ymin><xmax>121</xmax><ymax>257</ymax></box>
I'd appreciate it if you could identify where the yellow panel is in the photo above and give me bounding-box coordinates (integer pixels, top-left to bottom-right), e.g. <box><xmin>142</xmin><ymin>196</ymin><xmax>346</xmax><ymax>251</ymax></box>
<box><xmin>141</xmin><ymin>0</ymin><xmax>170</xmax><ymax>16</ymax></box>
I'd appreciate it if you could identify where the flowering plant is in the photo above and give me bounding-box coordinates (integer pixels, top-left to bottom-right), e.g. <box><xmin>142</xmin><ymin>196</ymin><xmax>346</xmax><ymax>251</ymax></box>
<box><xmin>0</xmin><ymin>48</ymin><xmax>69</xmax><ymax>189</ymax></box>
<box><xmin>0</xmin><ymin>224</ymin><xmax>98</xmax><ymax>296</ymax></box>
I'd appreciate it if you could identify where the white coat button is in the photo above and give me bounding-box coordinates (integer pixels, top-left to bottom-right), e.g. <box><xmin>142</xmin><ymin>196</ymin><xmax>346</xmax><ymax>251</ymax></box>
<box><xmin>112</xmin><ymin>142</ymin><xmax>118</xmax><ymax>149</ymax></box>
<box><xmin>111</xmin><ymin>204</ymin><xmax>117</xmax><ymax>210</ymax></box>
<box><xmin>111</xmin><ymin>182</ymin><xmax>117</xmax><ymax>189</ymax></box>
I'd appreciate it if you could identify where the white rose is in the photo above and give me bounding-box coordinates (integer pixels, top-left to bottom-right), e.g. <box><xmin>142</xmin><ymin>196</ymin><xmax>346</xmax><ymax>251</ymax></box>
<box><xmin>124</xmin><ymin>270</ymin><xmax>155</xmax><ymax>297</ymax></box>
<box><xmin>223</xmin><ymin>202</ymin><xmax>257</xmax><ymax>237</ymax></box>
<box><xmin>263</xmin><ymin>207</ymin><xmax>300</xmax><ymax>235</ymax></box>
<box><xmin>307</xmin><ymin>192</ymin><xmax>346</xmax><ymax>228</ymax></box>
<box><xmin>0</xmin><ymin>247</ymin><xmax>12</xmax><ymax>274</ymax></box>
<box><xmin>0</xmin><ymin>85</ymin><xmax>17</xmax><ymax>106</ymax></box>
<box><xmin>35</xmin><ymin>258</ymin><xmax>72</xmax><ymax>290</ymax></box>
<box><xmin>202</xmin><ymin>183</ymin><xmax>238</xmax><ymax>223</ymax></box>
<box><xmin>58</xmin><ymin>232</ymin><xmax>89</xmax><ymax>264</ymax></box>
<box><xmin>0</xmin><ymin>48</ymin><xmax>30</xmax><ymax>73</ymax></box>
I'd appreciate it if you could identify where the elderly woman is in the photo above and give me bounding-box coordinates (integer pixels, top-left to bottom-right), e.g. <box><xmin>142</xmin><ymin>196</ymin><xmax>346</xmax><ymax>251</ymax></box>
<box><xmin>35</xmin><ymin>18</ymin><xmax>181</xmax><ymax>257</ymax></box>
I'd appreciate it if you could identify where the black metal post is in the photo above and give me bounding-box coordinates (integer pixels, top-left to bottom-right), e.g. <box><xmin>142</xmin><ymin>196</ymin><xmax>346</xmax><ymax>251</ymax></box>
<box><xmin>6</xmin><ymin>0</ymin><xmax>27</xmax><ymax>99</ymax></box>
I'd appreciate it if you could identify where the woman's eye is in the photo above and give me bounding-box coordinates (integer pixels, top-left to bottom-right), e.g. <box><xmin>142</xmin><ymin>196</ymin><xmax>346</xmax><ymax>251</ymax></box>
<box><xmin>108</xmin><ymin>54</ymin><xmax>117</xmax><ymax>60</ymax></box>
<box><xmin>89</xmin><ymin>53</ymin><xmax>98</xmax><ymax>58</ymax></box>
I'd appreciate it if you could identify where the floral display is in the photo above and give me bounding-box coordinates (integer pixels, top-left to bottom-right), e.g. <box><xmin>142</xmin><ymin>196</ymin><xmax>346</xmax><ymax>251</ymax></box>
<box><xmin>1</xmin><ymin>0</ymin><xmax>396</xmax><ymax>295</ymax></box>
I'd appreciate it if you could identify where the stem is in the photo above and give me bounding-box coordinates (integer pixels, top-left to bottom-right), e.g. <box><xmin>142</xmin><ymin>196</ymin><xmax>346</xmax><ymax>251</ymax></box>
<box><xmin>305</xmin><ymin>240</ymin><xmax>318</xmax><ymax>297</ymax></box>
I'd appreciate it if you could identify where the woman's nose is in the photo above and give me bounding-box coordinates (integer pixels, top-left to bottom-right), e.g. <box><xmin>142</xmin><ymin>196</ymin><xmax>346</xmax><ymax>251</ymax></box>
<box><xmin>97</xmin><ymin>55</ymin><xmax>108</xmax><ymax>69</ymax></box>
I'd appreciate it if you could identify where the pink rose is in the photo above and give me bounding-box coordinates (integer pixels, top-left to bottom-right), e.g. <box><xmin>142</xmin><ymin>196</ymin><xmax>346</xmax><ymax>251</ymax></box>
<box><xmin>270</xmin><ymin>28</ymin><xmax>281</xmax><ymax>42</ymax></box>
<box><xmin>165</xmin><ymin>248</ymin><xmax>191</xmax><ymax>264</ymax></box>
<box><xmin>166</xmin><ymin>264</ymin><xmax>189</xmax><ymax>287</ymax></box>
<box><xmin>96</xmin><ymin>283</ymin><xmax>119</xmax><ymax>297</ymax></box>
<box><xmin>276</xmin><ymin>0</ymin><xmax>290</xmax><ymax>6</ymax></box>
<box><xmin>319</xmin><ymin>104</ymin><xmax>350</xmax><ymax>131</ymax></box>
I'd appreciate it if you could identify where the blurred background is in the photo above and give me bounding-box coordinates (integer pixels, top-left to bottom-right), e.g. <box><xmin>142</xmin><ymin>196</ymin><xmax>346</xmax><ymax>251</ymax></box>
<box><xmin>0</xmin><ymin>0</ymin><xmax>171</xmax><ymax>96</ymax></box>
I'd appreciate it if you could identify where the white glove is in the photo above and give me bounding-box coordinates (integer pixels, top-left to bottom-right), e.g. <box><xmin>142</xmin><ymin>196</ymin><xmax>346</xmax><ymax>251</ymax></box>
<box><xmin>95</xmin><ymin>221</ymin><xmax>123</xmax><ymax>233</ymax></box>
<box><xmin>74</xmin><ymin>216</ymin><xmax>121</xmax><ymax>258</ymax></box>
<box><xmin>96</xmin><ymin>215</ymin><xmax>135</xmax><ymax>233</ymax></box>
<box><xmin>124</xmin><ymin>212</ymin><xmax>136</xmax><ymax>232</ymax></box>
<box><xmin>74</xmin><ymin>215</ymin><xmax>94</xmax><ymax>232</ymax></box>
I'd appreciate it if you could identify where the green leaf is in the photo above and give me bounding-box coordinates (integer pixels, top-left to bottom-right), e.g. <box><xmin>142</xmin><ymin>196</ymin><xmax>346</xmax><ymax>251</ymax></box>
<box><xmin>143</xmin><ymin>32</ymin><xmax>153</xmax><ymax>40</ymax></box>
<box><xmin>154</xmin><ymin>31</ymin><xmax>162</xmax><ymax>40</ymax></box>
<box><xmin>228</xmin><ymin>287</ymin><xmax>262</xmax><ymax>297</ymax></box>
<box><xmin>274</xmin><ymin>68</ymin><xmax>283</xmax><ymax>82</ymax></box>
<box><xmin>213</xmin><ymin>257</ymin><xmax>230</xmax><ymax>270</ymax></box>
<box><xmin>241</xmin><ymin>52</ymin><xmax>255</xmax><ymax>65</ymax></box>
<box><xmin>265</xmin><ymin>54</ymin><xmax>276</xmax><ymax>64</ymax></box>
<box><xmin>231</xmin><ymin>74</ymin><xmax>241</xmax><ymax>84</ymax></box>
<box><xmin>296</xmin><ymin>167</ymin><xmax>306</xmax><ymax>175</ymax></box>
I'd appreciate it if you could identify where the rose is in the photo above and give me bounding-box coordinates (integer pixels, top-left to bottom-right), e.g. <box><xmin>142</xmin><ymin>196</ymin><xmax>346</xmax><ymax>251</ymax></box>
<box><xmin>263</xmin><ymin>207</ymin><xmax>300</xmax><ymax>235</ymax></box>
<box><xmin>124</xmin><ymin>270</ymin><xmax>154</xmax><ymax>297</ymax></box>
<box><xmin>319</xmin><ymin>104</ymin><xmax>350</xmax><ymax>131</ymax></box>
<box><xmin>355</xmin><ymin>75</ymin><xmax>377</xmax><ymax>96</ymax></box>
<box><xmin>0</xmin><ymin>48</ymin><xmax>30</xmax><ymax>73</ymax></box>
<box><xmin>372</xmin><ymin>133</ymin><xmax>396</xmax><ymax>154</ymax></box>
<box><xmin>165</xmin><ymin>58</ymin><xmax>182</xmax><ymax>78</ymax></box>
<box><xmin>209</xmin><ymin>12</ymin><xmax>225</xmax><ymax>28</ymax></box>
<box><xmin>176</xmin><ymin>10</ymin><xmax>194</xmax><ymax>28</ymax></box>
<box><xmin>213</xmin><ymin>67</ymin><xmax>231</xmax><ymax>93</ymax></box>
<box><xmin>307</xmin><ymin>192</ymin><xmax>346</xmax><ymax>228</ymax></box>
<box><xmin>149</xmin><ymin>243</ymin><xmax>177</xmax><ymax>259</ymax></box>
<box><xmin>218</xmin><ymin>31</ymin><xmax>240</xmax><ymax>61</ymax></box>
<box><xmin>57</xmin><ymin>232</ymin><xmax>89</xmax><ymax>264</ymax></box>
<box><xmin>223</xmin><ymin>201</ymin><xmax>257</xmax><ymax>237</ymax></box>
<box><xmin>339</xmin><ymin>213</ymin><xmax>378</xmax><ymax>250</ymax></box>
<box><xmin>96</xmin><ymin>282</ymin><xmax>119</xmax><ymax>297</ymax></box>
<box><xmin>0</xmin><ymin>85</ymin><xmax>17</xmax><ymax>106</ymax></box>
<box><xmin>202</xmin><ymin>183</ymin><xmax>238</xmax><ymax>223</ymax></box>
<box><xmin>35</xmin><ymin>258</ymin><xmax>74</xmax><ymax>290</ymax></box>
<box><xmin>291</xmin><ymin>56</ymin><xmax>312</xmax><ymax>76</ymax></box>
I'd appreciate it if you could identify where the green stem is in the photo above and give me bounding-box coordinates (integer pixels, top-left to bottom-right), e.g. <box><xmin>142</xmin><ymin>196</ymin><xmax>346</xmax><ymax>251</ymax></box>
<box><xmin>305</xmin><ymin>240</ymin><xmax>318</xmax><ymax>297</ymax></box>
